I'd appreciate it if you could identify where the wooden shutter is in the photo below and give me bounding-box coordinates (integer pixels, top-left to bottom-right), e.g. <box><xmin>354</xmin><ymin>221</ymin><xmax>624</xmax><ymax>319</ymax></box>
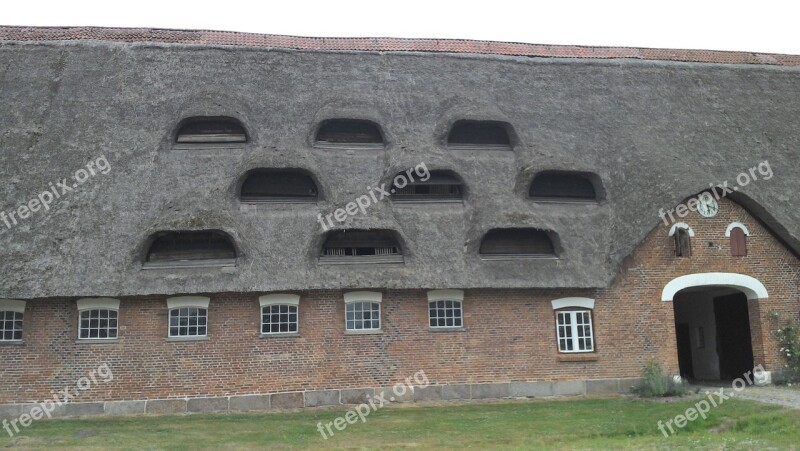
<box><xmin>675</xmin><ymin>230</ymin><xmax>691</xmax><ymax>257</ymax></box>
<box><xmin>730</xmin><ymin>227</ymin><xmax>747</xmax><ymax>256</ymax></box>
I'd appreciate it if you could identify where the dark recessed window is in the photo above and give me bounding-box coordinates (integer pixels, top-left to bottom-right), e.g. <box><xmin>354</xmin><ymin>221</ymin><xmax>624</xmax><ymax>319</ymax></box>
<box><xmin>479</xmin><ymin>228</ymin><xmax>556</xmax><ymax>260</ymax></box>
<box><xmin>145</xmin><ymin>231</ymin><xmax>237</xmax><ymax>268</ymax></box>
<box><xmin>315</xmin><ymin>119</ymin><xmax>384</xmax><ymax>148</ymax></box>
<box><xmin>176</xmin><ymin>117</ymin><xmax>247</xmax><ymax>144</ymax></box>
<box><xmin>321</xmin><ymin>230</ymin><xmax>403</xmax><ymax>264</ymax></box>
<box><xmin>447</xmin><ymin>120</ymin><xmax>511</xmax><ymax>149</ymax></box>
<box><xmin>240</xmin><ymin>170</ymin><xmax>319</xmax><ymax>203</ymax></box>
<box><xmin>530</xmin><ymin>172</ymin><xmax>598</xmax><ymax>202</ymax></box>
<box><xmin>675</xmin><ymin>229</ymin><xmax>692</xmax><ymax>257</ymax></box>
<box><xmin>391</xmin><ymin>170</ymin><xmax>463</xmax><ymax>203</ymax></box>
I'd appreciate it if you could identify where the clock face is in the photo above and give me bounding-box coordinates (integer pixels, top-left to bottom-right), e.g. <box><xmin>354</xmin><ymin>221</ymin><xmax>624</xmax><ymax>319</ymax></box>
<box><xmin>697</xmin><ymin>194</ymin><xmax>719</xmax><ymax>218</ymax></box>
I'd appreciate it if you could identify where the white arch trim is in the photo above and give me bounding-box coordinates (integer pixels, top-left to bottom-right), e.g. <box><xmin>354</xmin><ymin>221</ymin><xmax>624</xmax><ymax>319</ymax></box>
<box><xmin>344</xmin><ymin>291</ymin><xmax>382</xmax><ymax>304</ymax></box>
<box><xmin>551</xmin><ymin>297</ymin><xmax>595</xmax><ymax>310</ymax></box>
<box><xmin>668</xmin><ymin>222</ymin><xmax>695</xmax><ymax>237</ymax></box>
<box><xmin>427</xmin><ymin>289</ymin><xmax>464</xmax><ymax>302</ymax></box>
<box><xmin>0</xmin><ymin>299</ymin><xmax>26</xmax><ymax>313</ymax></box>
<box><xmin>167</xmin><ymin>296</ymin><xmax>210</xmax><ymax>309</ymax></box>
<box><xmin>661</xmin><ymin>272</ymin><xmax>768</xmax><ymax>301</ymax></box>
<box><xmin>77</xmin><ymin>298</ymin><xmax>120</xmax><ymax>311</ymax></box>
<box><xmin>259</xmin><ymin>294</ymin><xmax>300</xmax><ymax>307</ymax></box>
<box><xmin>725</xmin><ymin>222</ymin><xmax>750</xmax><ymax>237</ymax></box>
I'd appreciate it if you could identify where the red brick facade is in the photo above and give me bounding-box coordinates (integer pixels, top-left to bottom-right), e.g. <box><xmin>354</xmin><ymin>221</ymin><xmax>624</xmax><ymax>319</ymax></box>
<box><xmin>1</xmin><ymin>197</ymin><xmax>798</xmax><ymax>404</ymax></box>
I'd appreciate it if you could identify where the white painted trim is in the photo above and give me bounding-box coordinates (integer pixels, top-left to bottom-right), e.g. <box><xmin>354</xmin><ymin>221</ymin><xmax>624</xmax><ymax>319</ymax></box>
<box><xmin>551</xmin><ymin>297</ymin><xmax>595</xmax><ymax>310</ymax></box>
<box><xmin>668</xmin><ymin>222</ymin><xmax>695</xmax><ymax>237</ymax></box>
<box><xmin>259</xmin><ymin>294</ymin><xmax>300</xmax><ymax>307</ymax></box>
<box><xmin>725</xmin><ymin>222</ymin><xmax>750</xmax><ymax>237</ymax></box>
<box><xmin>343</xmin><ymin>291</ymin><xmax>382</xmax><ymax>304</ymax></box>
<box><xmin>661</xmin><ymin>272</ymin><xmax>768</xmax><ymax>301</ymax></box>
<box><xmin>167</xmin><ymin>296</ymin><xmax>210</xmax><ymax>309</ymax></box>
<box><xmin>427</xmin><ymin>289</ymin><xmax>464</xmax><ymax>302</ymax></box>
<box><xmin>76</xmin><ymin>298</ymin><xmax>120</xmax><ymax>311</ymax></box>
<box><xmin>0</xmin><ymin>299</ymin><xmax>25</xmax><ymax>313</ymax></box>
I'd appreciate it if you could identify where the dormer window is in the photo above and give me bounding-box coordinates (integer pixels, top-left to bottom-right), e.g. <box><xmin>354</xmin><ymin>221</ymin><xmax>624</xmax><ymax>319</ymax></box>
<box><xmin>529</xmin><ymin>172</ymin><xmax>599</xmax><ymax>202</ymax></box>
<box><xmin>144</xmin><ymin>230</ymin><xmax>237</xmax><ymax>268</ymax></box>
<box><xmin>175</xmin><ymin>117</ymin><xmax>247</xmax><ymax>144</ymax></box>
<box><xmin>479</xmin><ymin>228</ymin><xmax>556</xmax><ymax>260</ymax></box>
<box><xmin>391</xmin><ymin>170</ymin><xmax>464</xmax><ymax>203</ymax></box>
<box><xmin>320</xmin><ymin>230</ymin><xmax>403</xmax><ymax>264</ymax></box>
<box><xmin>314</xmin><ymin>119</ymin><xmax>384</xmax><ymax>149</ymax></box>
<box><xmin>447</xmin><ymin>120</ymin><xmax>512</xmax><ymax>150</ymax></box>
<box><xmin>240</xmin><ymin>169</ymin><xmax>319</xmax><ymax>203</ymax></box>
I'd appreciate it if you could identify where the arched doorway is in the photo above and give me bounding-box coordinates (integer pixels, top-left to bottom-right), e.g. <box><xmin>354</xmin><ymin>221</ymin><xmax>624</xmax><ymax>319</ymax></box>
<box><xmin>662</xmin><ymin>273</ymin><xmax>768</xmax><ymax>381</ymax></box>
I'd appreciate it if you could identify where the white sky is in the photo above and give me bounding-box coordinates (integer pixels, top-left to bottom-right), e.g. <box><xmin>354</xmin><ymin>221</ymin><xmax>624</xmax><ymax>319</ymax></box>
<box><xmin>3</xmin><ymin>0</ymin><xmax>799</xmax><ymax>55</ymax></box>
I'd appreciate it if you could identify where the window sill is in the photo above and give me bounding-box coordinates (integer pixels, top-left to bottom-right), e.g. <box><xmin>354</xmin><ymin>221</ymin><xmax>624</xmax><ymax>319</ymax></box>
<box><xmin>0</xmin><ymin>340</ymin><xmax>23</xmax><ymax>346</ymax></box>
<box><xmin>429</xmin><ymin>327</ymin><xmax>466</xmax><ymax>332</ymax></box>
<box><xmin>529</xmin><ymin>198</ymin><xmax>599</xmax><ymax>204</ymax></box>
<box><xmin>480</xmin><ymin>255</ymin><xmax>558</xmax><ymax>261</ymax></box>
<box><xmin>142</xmin><ymin>259</ymin><xmax>237</xmax><ymax>270</ymax></box>
<box><xmin>319</xmin><ymin>256</ymin><xmax>404</xmax><ymax>265</ymax></box>
<box><xmin>240</xmin><ymin>199</ymin><xmax>318</xmax><ymax>205</ymax></box>
<box><xmin>391</xmin><ymin>198</ymin><xmax>464</xmax><ymax>205</ymax></box>
<box><xmin>260</xmin><ymin>333</ymin><xmax>300</xmax><ymax>339</ymax></box>
<box><xmin>166</xmin><ymin>336</ymin><xmax>210</xmax><ymax>342</ymax></box>
<box><xmin>345</xmin><ymin>329</ymin><xmax>383</xmax><ymax>335</ymax></box>
<box><xmin>447</xmin><ymin>143</ymin><xmax>512</xmax><ymax>152</ymax></box>
<box><xmin>172</xmin><ymin>143</ymin><xmax>247</xmax><ymax>151</ymax></box>
<box><xmin>75</xmin><ymin>339</ymin><xmax>119</xmax><ymax>345</ymax></box>
<box><xmin>558</xmin><ymin>353</ymin><xmax>598</xmax><ymax>362</ymax></box>
<box><xmin>313</xmin><ymin>142</ymin><xmax>385</xmax><ymax>151</ymax></box>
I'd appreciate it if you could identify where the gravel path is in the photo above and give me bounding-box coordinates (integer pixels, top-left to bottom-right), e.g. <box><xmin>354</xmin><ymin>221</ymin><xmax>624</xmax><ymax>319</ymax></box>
<box><xmin>693</xmin><ymin>384</ymin><xmax>800</xmax><ymax>409</ymax></box>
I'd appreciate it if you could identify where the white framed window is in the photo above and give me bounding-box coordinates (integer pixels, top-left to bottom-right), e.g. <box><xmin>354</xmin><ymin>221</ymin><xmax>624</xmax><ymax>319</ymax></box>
<box><xmin>551</xmin><ymin>297</ymin><xmax>595</xmax><ymax>354</ymax></box>
<box><xmin>77</xmin><ymin>298</ymin><xmax>120</xmax><ymax>340</ymax></box>
<box><xmin>344</xmin><ymin>291</ymin><xmax>381</xmax><ymax>332</ymax></box>
<box><xmin>167</xmin><ymin>296</ymin><xmax>209</xmax><ymax>338</ymax></box>
<box><xmin>427</xmin><ymin>290</ymin><xmax>464</xmax><ymax>329</ymax></box>
<box><xmin>259</xmin><ymin>294</ymin><xmax>300</xmax><ymax>335</ymax></box>
<box><xmin>0</xmin><ymin>300</ymin><xmax>25</xmax><ymax>342</ymax></box>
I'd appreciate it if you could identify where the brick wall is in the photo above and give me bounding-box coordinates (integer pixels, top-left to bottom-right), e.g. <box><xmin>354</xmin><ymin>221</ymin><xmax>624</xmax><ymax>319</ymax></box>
<box><xmin>1</xmin><ymin>197</ymin><xmax>798</xmax><ymax>403</ymax></box>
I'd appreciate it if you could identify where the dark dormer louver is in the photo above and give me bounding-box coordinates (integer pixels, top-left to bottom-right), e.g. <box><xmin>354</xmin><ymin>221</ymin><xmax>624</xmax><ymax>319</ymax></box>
<box><xmin>240</xmin><ymin>170</ymin><xmax>319</xmax><ymax>203</ymax></box>
<box><xmin>391</xmin><ymin>171</ymin><xmax>464</xmax><ymax>203</ymax></box>
<box><xmin>315</xmin><ymin>119</ymin><xmax>384</xmax><ymax>149</ymax></box>
<box><xmin>145</xmin><ymin>230</ymin><xmax>237</xmax><ymax>268</ymax></box>
<box><xmin>321</xmin><ymin>230</ymin><xmax>403</xmax><ymax>264</ymax></box>
<box><xmin>447</xmin><ymin>120</ymin><xmax>511</xmax><ymax>150</ymax></box>
<box><xmin>529</xmin><ymin>172</ymin><xmax>598</xmax><ymax>201</ymax></box>
<box><xmin>479</xmin><ymin>228</ymin><xmax>556</xmax><ymax>260</ymax></box>
<box><xmin>176</xmin><ymin>117</ymin><xmax>247</xmax><ymax>144</ymax></box>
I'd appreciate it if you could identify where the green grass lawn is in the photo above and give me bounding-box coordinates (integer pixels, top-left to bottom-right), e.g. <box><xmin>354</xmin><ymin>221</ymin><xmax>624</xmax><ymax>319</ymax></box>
<box><xmin>1</xmin><ymin>397</ymin><xmax>798</xmax><ymax>450</ymax></box>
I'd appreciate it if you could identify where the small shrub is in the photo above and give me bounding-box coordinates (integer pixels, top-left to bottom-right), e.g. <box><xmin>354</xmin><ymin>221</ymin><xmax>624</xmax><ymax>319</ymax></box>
<box><xmin>771</xmin><ymin>311</ymin><xmax>800</xmax><ymax>384</ymax></box>
<box><xmin>633</xmin><ymin>361</ymin><xmax>688</xmax><ymax>397</ymax></box>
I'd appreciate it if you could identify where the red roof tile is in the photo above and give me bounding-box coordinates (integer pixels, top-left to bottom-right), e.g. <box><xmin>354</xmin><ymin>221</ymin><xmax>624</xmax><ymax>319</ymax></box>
<box><xmin>1</xmin><ymin>26</ymin><xmax>799</xmax><ymax>66</ymax></box>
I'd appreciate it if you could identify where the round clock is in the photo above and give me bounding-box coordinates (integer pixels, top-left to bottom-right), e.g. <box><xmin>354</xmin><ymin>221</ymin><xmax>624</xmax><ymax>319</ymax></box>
<box><xmin>697</xmin><ymin>194</ymin><xmax>719</xmax><ymax>218</ymax></box>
